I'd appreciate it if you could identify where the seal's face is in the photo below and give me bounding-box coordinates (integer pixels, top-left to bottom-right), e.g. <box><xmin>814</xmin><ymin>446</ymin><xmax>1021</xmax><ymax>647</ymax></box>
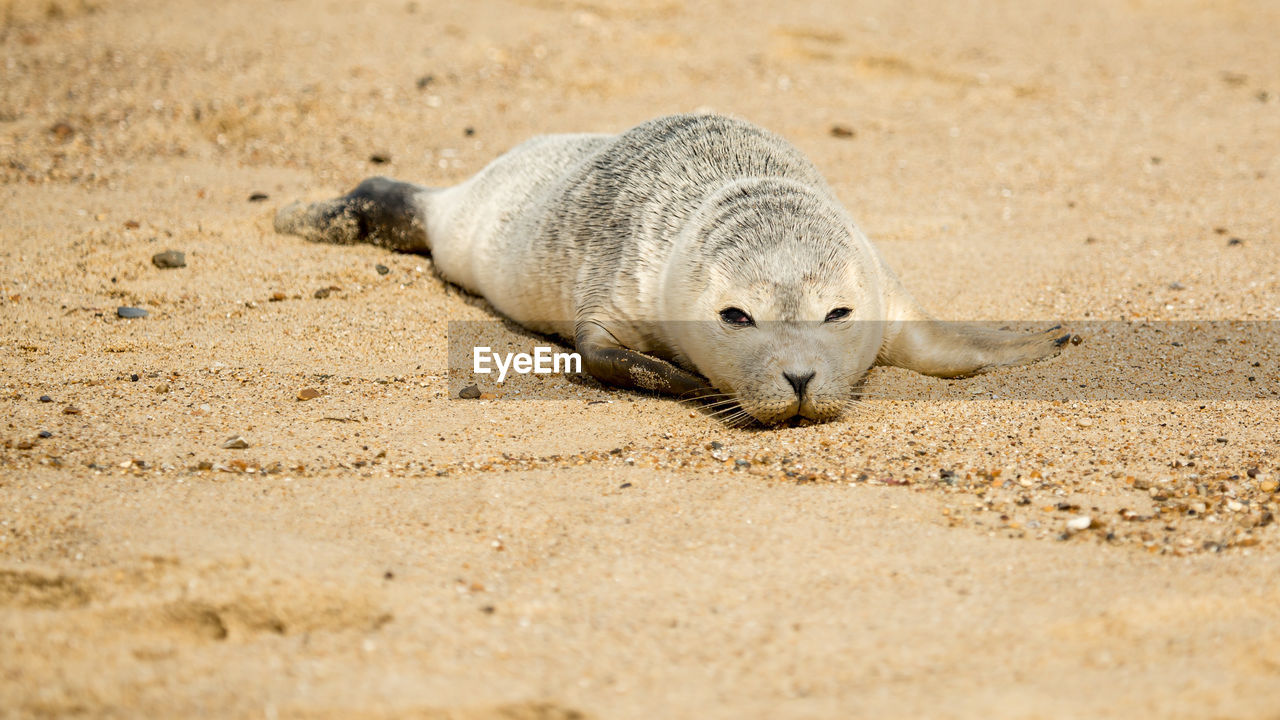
<box><xmin>669</xmin><ymin>235</ymin><xmax>884</xmax><ymax>425</ymax></box>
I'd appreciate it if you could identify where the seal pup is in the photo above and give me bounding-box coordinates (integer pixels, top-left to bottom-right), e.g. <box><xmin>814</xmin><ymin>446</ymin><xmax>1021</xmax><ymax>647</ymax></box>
<box><xmin>275</xmin><ymin>114</ymin><xmax>1069</xmax><ymax>425</ymax></box>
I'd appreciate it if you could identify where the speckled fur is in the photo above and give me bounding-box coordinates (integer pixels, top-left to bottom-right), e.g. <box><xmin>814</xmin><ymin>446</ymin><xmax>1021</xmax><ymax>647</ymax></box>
<box><xmin>276</xmin><ymin>114</ymin><xmax>1068</xmax><ymax>424</ymax></box>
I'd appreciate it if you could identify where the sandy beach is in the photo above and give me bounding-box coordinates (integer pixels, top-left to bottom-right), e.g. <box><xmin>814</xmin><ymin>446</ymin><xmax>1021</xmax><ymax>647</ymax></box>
<box><xmin>2</xmin><ymin>0</ymin><xmax>1279</xmax><ymax>717</ymax></box>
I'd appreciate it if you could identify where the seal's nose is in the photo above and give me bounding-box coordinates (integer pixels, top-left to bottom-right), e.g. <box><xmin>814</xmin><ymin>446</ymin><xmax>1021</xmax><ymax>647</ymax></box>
<box><xmin>783</xmin><ymin>371</ymin><xmax>815</xmax><ymax>399</ymax></box>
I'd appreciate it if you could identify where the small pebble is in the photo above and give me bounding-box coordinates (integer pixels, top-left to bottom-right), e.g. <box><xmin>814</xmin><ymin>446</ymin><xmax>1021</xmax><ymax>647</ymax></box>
<box><xmin>39</xmin><ymin>395</ymin><xmax>53</xmax><ymax>403</ymax></box>
<box><xmin>62</xmin><ymin>405</ymin><xmax>81</xmax><ymax>415</ymax></box>
<box><xmin>1070</xmin><ymin>334</ymin><xmax>1083</xmax><ymax>346</ymax></box>
<box><xmin>1066</xmin><ymin>515</ymin><xmax>1093</xmax><ymax>531</ymax></box>
<box><xmin>1227</xmin><ymin>237</ymin><xmax>1243</xmax><ymax>246</ymax></box>
<box><xmin>369</xmin><ymin>153</ymin><xmax>391</xmax><ymax>164</ymax></box>
<box><xmin>1076</xmin><ymin>418</ymin><xmax>1094</xmax><ymax>427</ymax></box>
<box><xmin>117</xmin><ymin>306</ymin><xmax>148</xmax><ymax>319</ymax></box>
<box><xmin>829</xmin><ymin>125</ymin><xmax>856</xmax><ymax>138</ymax></box>
<box><xmin>297</xmin><ymin>387</ymin><xmax>322</xmax><ymax>401</ymax></box>
<box><xmin>269</xmin><ymin>292</ymin><xmax>287</xmax><ymax>302</ymax></box>
<box><xmin>221</xmin><ymin>435</ymin><xmax>249</xmax><ymax>449</ymax></box>
<box><xmin>1220</xmin><ymin>72</ymin><xmax>1247</xmax><ymax>87</ymax></box>
<box><xmin>151</xmin><ymin>250</ymin><xmax>186</xmax><ymax>269</ymax></box>
<box><xmin>16</xmin><ymin>439</ymin><xmax>35</xmax><ymax>450</ymax></box>
<box><xmin>314</xmin><ymin>287</ymin><xmax>332</xmax><ymax>299</ymax></box>
<box><xmin>154</xmin><ymin>383</ymin><xmax>170</xmax><ymax>394</ymax></box>
<box><xmin>130</xmin><ymin>373</ymin><xmax>139</xmax><ymax>382</ymax></box>
<box><xmin>1226</xmin><ymin>499</ymin><xmax>1245</xmax><ymax>512</ymax></box>
<box><xmin>458</xmin><ymin>384</ymin><xmax>481</xmax><ymax>399</ymax></box>
<box><xmin>38</xmin><ymin>430</ymin><xmax>52</xmax><ymax>439</ymax></box>
<box><xmin>248</xmin><ymin>192</ymin><xmax>269</xmax><ymax>202</ymax></box>
<box><xmin>1168</xmin><ymin>281</ymin><xmax>1185</xmax><ymax>290</ymax></box>
<box><xmin>1259</xmin><ymin>479</ymin><xmax>1278</xmax><ymax>493</ymax></box>
<box><xmin>50</xmin><ymin>121</ymin><xmax>74</xmax><ymax>141</ymax></box>
<box><xmin>375</xmin><ymin>264</ymin><xmax>390</xmax><ymax>275</ymax></box>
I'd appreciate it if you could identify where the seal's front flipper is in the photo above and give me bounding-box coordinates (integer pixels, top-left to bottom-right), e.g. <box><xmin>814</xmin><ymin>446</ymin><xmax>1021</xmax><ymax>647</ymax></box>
<box><xmin>872</xmin><ymin>260</ymin><xmax>1072</xmax><ymax>378</ymax></box>
<box><xmin>877</xmin><ymin>318</ymin><xmax>1071</xmax><ymax>378</ymax></box>
<box><xmin>274</xmin><ymin>177</ymin><xmax>433</xmax><ymax>253</ymax></box>
<box><xmin>575</xmin><ymin>324</ymin><xmax>715</xmax><ymax>398</ymax></box>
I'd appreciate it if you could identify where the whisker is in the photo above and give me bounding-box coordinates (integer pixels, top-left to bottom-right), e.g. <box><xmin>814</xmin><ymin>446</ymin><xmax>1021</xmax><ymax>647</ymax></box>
<box><xmin>707</xmin><ymin>405</ymin><xmax>746</xmax><ymax>420</ymax></box>
<box><xmin>709</xmin><ymin>403</ymin><xmax>759</xmax><ymax>427</ymax></box>
<box><xmin>702</xmin><ymin>399</ymin><xmax>743</xmax><ymax>412</ymax></box>
<box><xmin>677</xmin><ymin>391</ymin><xmax>734</xmax><ymax>405</ymax></box>
<box><xmin>712</xmin><ymin>413</ymin><xmax>745</xmax><ymax>428</ymax></box>
<box><xmin>677</xmin><ymin>386</ymin><xmax>726</xmax><ymax>401</ymax></box>
<box><xmin>709</xmin><ymin>407</ymin><xmax>751</xmax><ymax>424</ymax></box>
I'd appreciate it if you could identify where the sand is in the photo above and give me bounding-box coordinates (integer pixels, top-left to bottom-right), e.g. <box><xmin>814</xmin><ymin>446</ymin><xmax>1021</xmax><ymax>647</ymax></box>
<box><xmin>3</xmin><ymin>0</ymin><xmax>1279</xmax><ymax>717</ymax></box>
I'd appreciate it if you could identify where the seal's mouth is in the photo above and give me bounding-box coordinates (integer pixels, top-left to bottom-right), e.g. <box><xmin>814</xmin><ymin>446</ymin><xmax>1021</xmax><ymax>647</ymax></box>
<box><xmin>705</xmin><ymin>403</ymin><xmax>839</xmax><ymax>428</ymax></box>
<box><xmin>695</xmin><ymin>380</ymin><xmax>863</xmax><ymax>427</ymax></box>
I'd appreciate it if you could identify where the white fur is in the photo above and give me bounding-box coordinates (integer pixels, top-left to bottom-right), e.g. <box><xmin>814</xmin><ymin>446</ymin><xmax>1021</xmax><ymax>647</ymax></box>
<box><xmin>278</xmin><ymin>114</ymin><xmax>1068</xmax><ymax>424</ymax></box>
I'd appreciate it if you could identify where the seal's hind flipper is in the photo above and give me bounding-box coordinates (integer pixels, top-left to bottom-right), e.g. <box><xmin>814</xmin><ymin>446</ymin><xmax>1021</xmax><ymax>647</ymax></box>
<box><xmin>274</xmin><ymin>177</ymin><xmax>433</xmax><ymax>253</ymax></box>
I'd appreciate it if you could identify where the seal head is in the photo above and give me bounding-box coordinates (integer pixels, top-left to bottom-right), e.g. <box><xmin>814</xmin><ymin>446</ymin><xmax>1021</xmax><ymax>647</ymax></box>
<box><xmin>660</xmin><ymin>178</ymin><xmax>884</xmax><ymax>424</ymax></box>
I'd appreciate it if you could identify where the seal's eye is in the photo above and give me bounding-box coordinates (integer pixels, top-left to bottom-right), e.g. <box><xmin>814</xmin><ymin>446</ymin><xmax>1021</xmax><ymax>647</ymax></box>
<box><xmin>825</xmin><ymin>307</ymin><xmax>852</xmax><ymax>322</ymax></box>
<box><xmin>719</xmin><ymin>307</ymin><xmax>754</xmax><ymax>327</ymax></box>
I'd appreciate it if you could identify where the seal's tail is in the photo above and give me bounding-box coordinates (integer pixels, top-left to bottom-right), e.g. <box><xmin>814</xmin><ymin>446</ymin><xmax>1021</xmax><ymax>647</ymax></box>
<box><xmin>274</xmin><ymin>176</ymin><xmax>435</xmax><ymax>254</ymax></box>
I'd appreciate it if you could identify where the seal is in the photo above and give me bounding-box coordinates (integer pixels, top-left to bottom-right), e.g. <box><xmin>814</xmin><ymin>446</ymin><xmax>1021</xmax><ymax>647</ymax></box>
<box><xmin>275</xmin><ymin>114</ymin><xmax>1069</xmax><ymax>425</ymax></box>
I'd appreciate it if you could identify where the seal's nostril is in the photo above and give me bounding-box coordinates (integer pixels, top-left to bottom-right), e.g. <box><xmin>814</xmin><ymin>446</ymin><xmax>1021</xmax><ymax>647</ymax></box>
<box><xmin>783</xmin><ymin>371</ymin><xmax>815</xmax><ymax>398</ymax></box>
